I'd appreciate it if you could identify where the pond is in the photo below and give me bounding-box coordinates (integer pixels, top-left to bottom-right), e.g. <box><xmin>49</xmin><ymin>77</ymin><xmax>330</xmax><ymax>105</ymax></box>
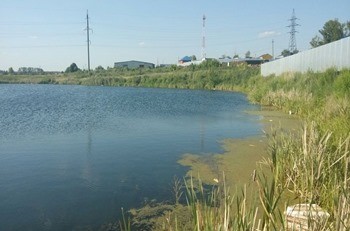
<box><xmin>0</xmin><ymin>84</ymin><xmax>261</xmax><ymax>230</ymax></box>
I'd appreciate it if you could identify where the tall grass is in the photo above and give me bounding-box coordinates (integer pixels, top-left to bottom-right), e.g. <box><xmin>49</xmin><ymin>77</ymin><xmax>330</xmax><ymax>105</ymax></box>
<box><xmin>183</xmin><ymin>175</ymin><xmax>264</xmax><ymax>231</ymax></box>
<box><xmin>266</xmin><ymin>124</ymin><xmax>349</xmax><ymax>228</ymax></box>
<box><xmin>161</xmin><ymin>126</ymin><xmax>348</xmax><ymax>231</ymax></box>
<box><xmin>251</xmin><ymin>68</ymin><xmax>350</xmax><ymax>230</ymax></box>
<box><xmin>137</xmin><ymin>68</ymin><xmax>349</xmax><ymax>230</ymax></box>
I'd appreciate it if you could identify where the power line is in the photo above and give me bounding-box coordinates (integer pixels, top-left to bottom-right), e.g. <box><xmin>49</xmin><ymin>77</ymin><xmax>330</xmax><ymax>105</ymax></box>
<box><xmin>0</xmin><ymin>21</ymin><xmax>84</xmax><ymax>26</ymax></box>
<box><xmin>0</xmin><ymin>44</ymin><xmax>84</xmax><ymax>49</ymax></box>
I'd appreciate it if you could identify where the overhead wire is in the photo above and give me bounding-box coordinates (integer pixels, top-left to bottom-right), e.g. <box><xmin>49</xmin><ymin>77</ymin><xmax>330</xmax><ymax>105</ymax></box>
<box><xmin>0</xmin><ymin>17</ymin><xmax>288</xmax><ymax>52</ymax></box>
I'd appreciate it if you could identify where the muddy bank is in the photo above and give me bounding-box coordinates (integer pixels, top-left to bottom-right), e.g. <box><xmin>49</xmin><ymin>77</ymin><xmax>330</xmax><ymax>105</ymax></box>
<box><xmin>178</xmin><ymin>107</ymin><xmax>301</xmax><ymax>189</ymax></box>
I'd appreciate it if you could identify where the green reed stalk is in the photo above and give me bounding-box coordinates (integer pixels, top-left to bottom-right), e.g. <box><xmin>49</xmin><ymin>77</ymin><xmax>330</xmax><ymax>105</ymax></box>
<box><xmin>119</xmin><ymin>207</ymin><xmax>131</xmax><ymax>231</ymax></box>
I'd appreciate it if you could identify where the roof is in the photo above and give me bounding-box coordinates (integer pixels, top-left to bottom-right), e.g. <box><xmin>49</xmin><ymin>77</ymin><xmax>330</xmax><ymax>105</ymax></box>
<box><xmin>217</xmin><ymin>58</ymin><xmax>234</xmax><ymax>63</ymax></box>
<box><xmin>114</xmin><ymin>60</ymin><xmax>155</xmax><ymax>65</ymax></box>
<box><xmin>179</xmin><ymin>56</ymin><xmax>192</xmax><ymax>62</ymax></box>
<box><xmin>259</xmin><ymin>54</ymin><xmax>273</xmax><ymax>60</ymax></box>
<box><xmin>216</xmin><ymin>57</ymin><xmax>266</xmax><ymax>65</ymax></box>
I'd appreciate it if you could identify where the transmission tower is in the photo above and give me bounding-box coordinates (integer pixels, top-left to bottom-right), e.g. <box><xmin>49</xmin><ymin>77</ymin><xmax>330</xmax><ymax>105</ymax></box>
<box><xmin>201</xmin><ymin>14</ymin><xmax>206</xmax><ymax>60</ymax></box>
<box><xmin>85</xmin><ymin>10</ymin><xmax>92</xmax><ymax>72</ymax></box>
<box><xmin>287</xmin><ymin>9</ymin><xmax>300</xmax><ymax>53</ymax></box>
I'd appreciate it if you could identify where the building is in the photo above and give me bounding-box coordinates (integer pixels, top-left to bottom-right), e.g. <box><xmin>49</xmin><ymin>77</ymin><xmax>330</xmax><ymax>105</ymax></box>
<box><xmin>217</xmin><ymin>57</ymin><xmax>266</xmax><ymax>66</ymax></box>
<box><xmin>114</xmin><ymin>60</ymin><xmax>155</xmax><ymax>69</ymax></box>
<box><xmin>217</xmin><ymin>57</ymin><xmax>234</xmax><ymax>67</ymax></box>
<box><xmin>177</xmin><ymin>56</ymin><xmax>206</xmax><ymax>67</ymax></box>
<box><xmin>259</xmin><ymin>53</ymin><xmax>273</xmax><ymax>61</ymax></box>
<box><xmin>178</xmin><ymin>56</ymin><xmax>192</xmax><ymax>64</ymax></box>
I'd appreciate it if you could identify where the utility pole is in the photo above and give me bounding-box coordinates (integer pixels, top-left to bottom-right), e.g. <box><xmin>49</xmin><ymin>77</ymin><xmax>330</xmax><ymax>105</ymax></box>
<box><xmin>287</xmin><ymin>9</ymin><xmax>300</xmax><ymax>54</ymax></box>
<box><xmin>201</xmin><ymin>14</ymin><xmax>206</xmax><ymax>60</ymax></box>
<box><xmin>85</xmin><ymin>10</ymin><xmax>92</xmax><ymax>72</ymax></box>
<box><xmin>272</xmin><ymin>39</ymin><xmax>274</xmax><ymax>59</ymax></box>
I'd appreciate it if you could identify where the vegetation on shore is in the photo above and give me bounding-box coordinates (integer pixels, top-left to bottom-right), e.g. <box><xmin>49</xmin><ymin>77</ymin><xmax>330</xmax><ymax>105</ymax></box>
<box><xmin>118</xmin><ymin>65</ymin><xmax>348</xmax><ymax>230</ymax></box>
<box><xmin>1</xmin><ymin>63</ymin><xmax>349</xmax><ymax>230</ymax></box>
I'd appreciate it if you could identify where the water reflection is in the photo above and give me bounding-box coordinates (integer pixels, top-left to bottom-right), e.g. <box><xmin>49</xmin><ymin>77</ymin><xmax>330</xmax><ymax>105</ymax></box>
<box><xmin>80</xmin><ymin>88</ymin><xmax>99</xmax><ymax>192</ymax></box>
<box><xmin>200</xmin><ymin>117</ymin><xmax>206</xmax><ymax>152</ymax></box>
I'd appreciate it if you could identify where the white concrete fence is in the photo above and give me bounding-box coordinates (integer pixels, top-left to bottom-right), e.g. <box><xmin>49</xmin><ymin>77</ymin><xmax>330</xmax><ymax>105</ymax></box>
<box><xmin>261</xmin><ymin>37</ymin><xmax>350</xmax><ymax>76</ymax></box>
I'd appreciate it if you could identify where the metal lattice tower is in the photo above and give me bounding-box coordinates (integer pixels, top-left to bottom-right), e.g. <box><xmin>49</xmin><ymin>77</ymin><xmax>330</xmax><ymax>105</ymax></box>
<box><xmin>85</xmin><ymin>10</ymin><xmax>93</xmax><ymax>72</ymax></box>
<box><xmin>202</xmin><ymin>14</ymin><xmax>206</xmax><ymax>60</ymax></box>
<box><xmin>287</xmin><ymin>9</ymin><xmax>300</xmax><ymax>53</ymax></box>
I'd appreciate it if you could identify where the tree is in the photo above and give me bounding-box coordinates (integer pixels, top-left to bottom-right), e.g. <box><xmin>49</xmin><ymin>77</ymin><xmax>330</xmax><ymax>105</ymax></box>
<box><xmin>310</xmin><ymin>36</ymin><xmax>323</xmax><ymax>48</ymax></box>
<box><xmin>191</xmin><ymin>55</ymin><xmax>197</xmax><ymax>61</ymax></box>
<box><xmin>233</xmin><ymin>54</ymin><xmax>239</xmax><ymax>59</ymax></box>
<box><xmin>17</xmin><ymin>67</ymin><xmax>43</xmax><ymax>74</ymax></box>
<box><xmin>18</xmin><ymin>67</ymin><xmax>28</xmax><ymax>74</ymax></box>
<box><xmin>199</xmin><ymin>59</ymin><xmax>220</xmax><ymax>68</ymax></box>
<box><xmin>65</xmin><ymin>63</ymin><xmax>80</xmax><ymax>73</ymax></box>
<box><xmin>95</xmin><ymin>65</ymin><xmax>105</xmax><ymax>71</ymax></box>
<box><xmin>281</xmin><ymin>49</ymin><xmax>292</xmax><ymax>57</ymax></box>
<box><xmin>319</xmin><ymin>19</ymin><xmax>344</xmax><ymax>43</ymax></box>
<box><xmin>345</xmin><ymin>21</ymin><xmax>350</xmax><ymax>37</ymax></box>
<box><xmin>245</xmin><ymin>51</ymin><xmax>251</xmax><ymax>58</ymax></box>
<box><xmin>280</xmin><ymin>49</ymin><xmax>298</xmax><ymax>57</ymax></box>
<box><xmin>219</xmin><ymin>54</ymin><xmax>231</xmax><ymax>59</ymax></box>
<box><xmin>8</xmin><ymin>67</ymin><xmax>14</xmax><ymax>74</ymax></box>
<box><xmin>310</xmin><ymin>19</ymin><xmax>348</xmax><ymax>48</ymax></box>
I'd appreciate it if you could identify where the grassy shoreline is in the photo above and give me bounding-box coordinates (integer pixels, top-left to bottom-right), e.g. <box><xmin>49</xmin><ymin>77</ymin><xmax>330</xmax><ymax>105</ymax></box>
<box><xmin>115</xmin><ymin>66</ymin><xmax>349</xmax><ymax>230</ymax></box>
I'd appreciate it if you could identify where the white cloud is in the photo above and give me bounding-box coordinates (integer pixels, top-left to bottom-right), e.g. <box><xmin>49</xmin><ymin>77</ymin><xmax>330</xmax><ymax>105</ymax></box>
<box><xmin>29</xmin><ymin>35</ymin><xmax>38</xmax><ymax>39</ymax></box>
<box><xmin>258</xmin><ymin>31</ymin><xmax>280</xmax><ymax>38</ymax></box>
<box><xmin>138</xmin><ymin>41</ymin><xmax>145</xmax><ymax>47</ymax></box>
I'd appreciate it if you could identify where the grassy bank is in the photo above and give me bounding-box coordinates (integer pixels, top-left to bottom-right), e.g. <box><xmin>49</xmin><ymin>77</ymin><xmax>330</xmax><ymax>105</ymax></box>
<box><xmin>0</xmin><ymin>62</ymin><xmax>259</xmax><ymax>90</ymax></box>
<box><xmin>120</xmin><ymin>67</ymin><xmax>350</xmax><ymax>230</ymax></box>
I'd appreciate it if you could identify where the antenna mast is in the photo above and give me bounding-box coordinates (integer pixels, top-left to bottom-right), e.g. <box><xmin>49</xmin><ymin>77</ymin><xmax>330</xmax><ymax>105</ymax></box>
<box><xmin>287</xmin><ymin>9</ymin><xmax>300</xmax><ymax>53</ymax></box>
<box><xmin>202</xmin><ymin>14</ymin><xmax>206</xmax><ymax>60</ymax></box>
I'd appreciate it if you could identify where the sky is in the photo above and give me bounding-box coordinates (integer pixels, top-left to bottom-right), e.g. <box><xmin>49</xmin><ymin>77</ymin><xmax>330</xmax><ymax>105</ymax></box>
<box><xmin>1</xmin><ymin>0</ymin><xmax>349</xmax><ymax>71</ymax></box>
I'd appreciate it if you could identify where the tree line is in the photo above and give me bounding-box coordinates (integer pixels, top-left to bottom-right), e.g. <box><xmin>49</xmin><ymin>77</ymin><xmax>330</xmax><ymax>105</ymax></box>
<box><xmin>310</xmin><ymin>19</ymin><xmax>350</xmax><ymax>48</ymax></box>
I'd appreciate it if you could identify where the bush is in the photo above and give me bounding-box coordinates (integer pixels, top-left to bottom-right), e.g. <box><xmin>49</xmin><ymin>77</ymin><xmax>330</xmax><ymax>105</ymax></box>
<box><xmin>334</xmin><ymin>69</ymin><xmax>350</xmax><ymax>97</ymax></box>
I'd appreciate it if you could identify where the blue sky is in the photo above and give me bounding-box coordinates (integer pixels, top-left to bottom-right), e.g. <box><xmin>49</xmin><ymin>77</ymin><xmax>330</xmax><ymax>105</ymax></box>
<box><xmin>1</xmin><ymin>0</ymin><xmax>349</xmax><ymax>71</ymax></box>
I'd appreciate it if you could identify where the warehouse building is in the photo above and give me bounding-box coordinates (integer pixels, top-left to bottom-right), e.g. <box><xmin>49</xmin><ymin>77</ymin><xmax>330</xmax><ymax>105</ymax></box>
<box><xmin>114</xmin><ymin>60</ymin><xmax>155</xmax><ymax>69</ymax></box>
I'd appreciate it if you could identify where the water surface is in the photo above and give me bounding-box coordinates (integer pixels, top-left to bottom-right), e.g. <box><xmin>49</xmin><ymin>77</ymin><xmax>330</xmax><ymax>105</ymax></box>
<box><xmin>0</xmin><ymin>84</ymin><xmax>261</xmax><ymax>230</ymax></box>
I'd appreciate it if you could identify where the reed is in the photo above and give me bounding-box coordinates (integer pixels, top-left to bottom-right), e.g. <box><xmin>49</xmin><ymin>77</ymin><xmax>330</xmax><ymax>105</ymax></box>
<box><xmin>119</xmin><ymin>207</ymin><xmax>131</xmax><ymax>231</ymax></box>
<box><xmin>265</xmin><ymin>122</ymin><xmax>350</xmax><ymax>230</ymax></box>
<box><xmin>175</xmin><ymin>126</ymin><xmax>349</xmax><ymax>231</ymax></box>
<box><xmin>183</xmin><ymin>174</ymin><xmax>263</xmax><ymax>231</ymax></box>
<box><xmin>122</xmin><ymin>125</ymin><xmax>348</xmax><ymax>230</ymax></box>
<box><xmin>177</xmin><ymin>172</ymin><xmax>285</xmax><ymax>230</ymax></box>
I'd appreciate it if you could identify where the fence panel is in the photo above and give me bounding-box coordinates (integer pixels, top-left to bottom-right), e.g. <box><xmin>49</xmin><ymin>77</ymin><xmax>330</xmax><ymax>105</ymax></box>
<box><xmin>261</xmin><ymin>37</ymin><xmax>350</xmax><ymax>76</ymax></box>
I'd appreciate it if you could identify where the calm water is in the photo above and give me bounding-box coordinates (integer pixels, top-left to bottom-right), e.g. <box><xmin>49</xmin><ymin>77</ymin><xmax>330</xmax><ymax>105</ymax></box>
<box><xmin>0</xmin><ymin>84</ymin><xmax>261</xmax><ymax>230</ymax></box>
